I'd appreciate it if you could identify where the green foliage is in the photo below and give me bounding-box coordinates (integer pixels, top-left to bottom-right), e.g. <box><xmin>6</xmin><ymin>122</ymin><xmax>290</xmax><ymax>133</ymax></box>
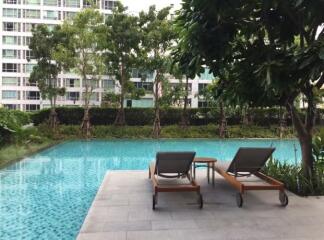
<box><xmin>104</xmin><ymin>1</ymin><xmax>144</xmax><ymax>124</ymax></box>
<box><xmin>174</xmin><ymin>0</ymin><xmax>324</xmax><ymax>172</ymax></box>
<box><xmin>0</xmin><ymin>109</ymin><xmax>31</xmax><ymax>146</ymax></box>
<box><xmin>264</xmin><ymin>158</ymin><xmax>324</xmax><ymax>196</ymax></box>
<box><xmin>31</xmin><ymin>106</ymin><xmax>324</xmax><ymax>128</ymax></box>
<box><xmin>42</xmin><ymin>124</ymin><xmax>295</xmax><ymax>140</ymax></box>
<box><xmin>29</xmin><ymin>24</ymin><xmax>66</xmax><ymax>105</ymax></box>
<box><xmin>102</xmin><ymin>92</ymin><xmax>121</xmax><ymax>108</ymax></box>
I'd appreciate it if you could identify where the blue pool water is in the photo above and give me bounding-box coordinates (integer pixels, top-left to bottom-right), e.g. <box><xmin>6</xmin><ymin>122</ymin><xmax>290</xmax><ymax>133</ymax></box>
<box><xmin>0</xmin><ymin>139</ymin><xmax>301</xmax><ymax>239</ymax></box>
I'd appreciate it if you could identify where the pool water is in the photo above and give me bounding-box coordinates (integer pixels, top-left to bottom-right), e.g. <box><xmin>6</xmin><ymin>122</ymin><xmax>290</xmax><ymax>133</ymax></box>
<box><xmin>0</xmin><ymin>139</ymin><xmax>300</xmax><ymax>239</ymax></box>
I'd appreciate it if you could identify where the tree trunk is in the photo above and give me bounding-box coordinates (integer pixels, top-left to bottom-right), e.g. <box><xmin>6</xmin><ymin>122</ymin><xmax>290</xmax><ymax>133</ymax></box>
<box><xmin>49</xmin><ymin>97</ymin><xmax>58</xmax><ymax>132</ymax></box>
<box><xmin>180</xmin><ymin>76</ymin><xmax>189</xmax><ymax>128</ymax></box>
<box><xmin>219</xmin><ymin>100</ymin><xmax>227</xmax><ymax>138</ymax></box>
<box><xmin>286</xmin><ymin>102</ymin><xmax>314</xmax><ymax>178</ymax></box>
<box><xmin>114</xmin><ymin>94</ymin><xmax>125</xmax><ymax>126</ymax></box>
<box><xmin>152</xmin><ymin>73</ymin><xmax>161</xmax><ymax>138</ymax></box>
<box><xmin>81</xmin><ymin>80</ymin><xmax>91</xmax><ymax>138</ymax></box>
<box><xmin>242</xmin><ymin>106</ymin><xmax>249</xmax><ymax>125</ymax></box>
<box><xmin>114</xmin><ymin>62</ymin><xmax>126</xmax><ymax>126</ymax></box>
<box><xmin>81</xmin><ymin>106</ymin><xmax>91</xmax><ymax>138</ymax></box>
<box><xmin>279</xmin><ymin>110</ymin><xmax>286</xmax><ymax>139</ymax></box>
<box><xmin>49</xmin><ymin>107</ymin><xmax>58</xmax><ymax>131</ymax></box>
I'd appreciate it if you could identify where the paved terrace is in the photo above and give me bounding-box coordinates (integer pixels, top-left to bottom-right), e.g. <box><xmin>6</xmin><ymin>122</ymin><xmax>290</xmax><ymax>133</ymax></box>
<box><xmin>78</xmin><ymin>170</ymin><xmax>324</xmax><ymax>240</ymax></box>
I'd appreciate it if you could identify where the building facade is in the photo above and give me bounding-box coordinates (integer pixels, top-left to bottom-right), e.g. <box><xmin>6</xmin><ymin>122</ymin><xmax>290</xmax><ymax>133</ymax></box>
<box><xmin>0</xmin><ymin>0</ymin><xmax>213</xmax><ymax>111</ymax></box>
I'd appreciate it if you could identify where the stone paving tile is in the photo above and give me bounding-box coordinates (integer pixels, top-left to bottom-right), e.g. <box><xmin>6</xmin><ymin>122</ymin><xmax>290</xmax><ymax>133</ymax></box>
<box><xmin>78</xmin><ymin>170</ymin><xmax>324</xmax><ymax>240</ymax></box>
<box><xmin>77</xmin><ymin>232</ymin><xmax>126</xmax><ymax>240</ymax></box>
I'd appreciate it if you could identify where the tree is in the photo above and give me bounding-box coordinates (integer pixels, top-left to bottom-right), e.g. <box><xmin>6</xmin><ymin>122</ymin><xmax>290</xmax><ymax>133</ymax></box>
<box><xmin>175</xmin><ymin>0</ymin><xmax>324</xmax><ymax>179</ymax></box>
<box><xmin>169</xmin><ymin>61</ymin><xmax>193</xmax><ymax>127</ymax></box>
<box><xmin>104</xmin><ymin>2</ymin><xmax>143</xmax><ymax>125</ymax></box>
<box><xmin>140</xmin><ymin>5</ymin><xmax>176</xmax><ymax>138</ymax></box>
<box><xmin>29</xmin><ymin>25</ymin><xmax>66</xmax><ymax>131</ymax></box>
<box><xmin>54</xmin><ymin>8</ymin><xmax>106</xmax><ymax>137</ymax></box>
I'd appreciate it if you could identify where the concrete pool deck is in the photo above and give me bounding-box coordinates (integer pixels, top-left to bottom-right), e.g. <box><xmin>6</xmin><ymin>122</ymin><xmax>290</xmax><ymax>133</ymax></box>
<box><xmin>77</xmin><ymin>170</ymin><xmax>324</xmax><ymax>240</ymax></box>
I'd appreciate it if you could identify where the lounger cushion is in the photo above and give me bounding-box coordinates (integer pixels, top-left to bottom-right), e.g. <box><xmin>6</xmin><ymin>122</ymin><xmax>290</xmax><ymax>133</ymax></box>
<box><xmin>155</xmin><ymin>152</ymin><xmax>196</xmax><ymax>176</ymax></box>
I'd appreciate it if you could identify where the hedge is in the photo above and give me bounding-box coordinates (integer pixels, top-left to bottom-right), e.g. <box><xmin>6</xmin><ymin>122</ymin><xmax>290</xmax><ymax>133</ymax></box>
<box><xmin>30</xmin><ymin>106</ymin><xmax>324</xmax><ymax>126</ymax></box>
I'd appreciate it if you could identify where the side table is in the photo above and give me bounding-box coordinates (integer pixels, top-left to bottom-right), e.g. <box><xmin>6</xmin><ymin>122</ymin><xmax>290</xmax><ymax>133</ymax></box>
<box><xmin>193</xmin><ymin>157</ymin><xmax>217</xmax><ymax>187</ymax></box>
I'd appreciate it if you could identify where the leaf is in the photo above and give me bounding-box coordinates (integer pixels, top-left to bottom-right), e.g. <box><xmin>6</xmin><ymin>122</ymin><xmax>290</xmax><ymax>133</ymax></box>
<box><xmin>319</xmin><ymin>48</ymin><xmax>324</xmax><ymax>60</ymax></box>
<box><xmin>295</xmin><ymin>0</ymin><xmax>303</xmax><ymax>7</ymax></box>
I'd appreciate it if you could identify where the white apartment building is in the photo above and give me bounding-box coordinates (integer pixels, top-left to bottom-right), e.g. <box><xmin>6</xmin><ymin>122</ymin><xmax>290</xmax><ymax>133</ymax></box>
<box><xmin>0</xmin><ymin>0</ymin><xmax>214</xmax><ymax>111</ymax></box>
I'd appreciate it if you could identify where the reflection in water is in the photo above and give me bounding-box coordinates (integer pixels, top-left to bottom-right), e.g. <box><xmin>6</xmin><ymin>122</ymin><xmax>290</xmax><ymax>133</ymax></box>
<box><xmin>0</xmin><ymin>139</ymin><xmax>300</xmax><ymax>239</ymax></box>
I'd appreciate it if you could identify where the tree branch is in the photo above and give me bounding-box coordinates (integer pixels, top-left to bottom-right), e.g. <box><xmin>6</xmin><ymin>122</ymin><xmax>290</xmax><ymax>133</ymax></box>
<box><xmin>286</xmin><ymin>101</ymin><xmax>307</xmax><ymax>138</ymax></box>
<box><xmin>315</xmin><ymin>73</ymin><xmax>324</xmax><ymax>89</ymax></box>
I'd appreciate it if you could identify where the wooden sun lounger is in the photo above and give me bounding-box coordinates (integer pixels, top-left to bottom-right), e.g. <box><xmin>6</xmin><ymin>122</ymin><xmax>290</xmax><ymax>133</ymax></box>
<box><xmin>214</xmin><ymin>148</ymin><xmax>288</xmax><ymax>207</ymax></box>
<box><xmin>148</xmin><ymin>152</ymin><xmax>203</xmax><ymax>210</ymax></box>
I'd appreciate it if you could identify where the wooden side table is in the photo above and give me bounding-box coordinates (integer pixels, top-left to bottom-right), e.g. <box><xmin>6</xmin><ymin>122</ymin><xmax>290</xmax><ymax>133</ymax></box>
<box><xmin>193</xmin><ymin>157</ymin><xmax>217</xmax><ymax>187</ymax></box>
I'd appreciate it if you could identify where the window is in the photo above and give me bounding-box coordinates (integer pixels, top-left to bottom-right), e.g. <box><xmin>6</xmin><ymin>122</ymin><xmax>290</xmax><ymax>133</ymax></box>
<box><xmin>2</xmin><ymin>63</ymin><xmax>19</xmax><ymax>72</ymax></box>
<box><xmin>44</xmin><ymin>10</ymin><xmax>59</xmax><ymax>20</ymax></box>
<box><xmin>63</xmin><ymin>11</ymin><xmax>77</xmax><ymax>20</ymax></box>
<box><xmin>65</xmin><ymin>78</ymin><xmax>80</xmax><ymax>87</ymax></box>
<box><xmin>3</xmin><ymin>0</ymin><xmax>19</xmax><ymax>4</ymax></box>
<box><xmin>90</xmin><ymin>92</ymin><xmax>99</xmax><ymax>101</ymax></box>
<box><xmin>23</xmin><ymin>77</ymin><xmax>37</xmax><ymax>86</ymax></box>
<box><xmin>24</xmin><ymin>64</ymin><xmax>36</xmax><ymax>73</ymax></box>
<box><xmin>2</xmin><ymin>36</ymin><xmax>20</xmax><ymax>45</ymax></box>
<box><xmin>126</xmin><ymin>99</ymin><xmax>132</xmax><ymax>108</ymax></box>
<box><xmin>66</xmin><ymin>92</ymin><xmax>80</xmax><ymax>101</ymax></box>
<box><xmin>134</xmin><ymin>82</ymin><xmax>153</xmax><ymax>92</ymax></box>
<box><xmin>43</xmin><ymin>0</ymin><xmax>58</xmax><ymax>6</ymax></box>
<box><xmin>23</xmin><ymin>36</ymin><xmax>32</xmax><ymax>46</ymax></box>
<box><xmin>131</xmin><ymin>69</ymin><xmax>153</xmax><ymax>79</ymax></box>
<box><xmin>83</xmin><ymin>0</ymin><xmax>95</xmax><ymax>8</ymax></box>
<box><xmin>2</xmin><ymin>90</ymin><xmax>19</xmax><ymax>99</ymax></box>
<box><xmin>64</xmin><ymin>0</ymin><xmax>80</xmax><ymax>7</ymax></box>
<box><xmin>3</xmin><ymin>8</ymin><xmax>20</xmax><ymax>18</ymax></box>
<box><xmin>198</xmin><ymin>101</ymin><xmax>208</xmax><ymax>108</ymax></box>
<box><xmin>82</xmin><ymin>80</ymin><xmax>99</xmax><ymax>88</ymax></box>
<box><xmin>3</xmin><ymin>49</ymin><xmax>20</xmax><ymax>59</ymax></box>
<box><xmin>198</xmin><ymin>83</ymin><xmax>208</xmax><ymax>94</ymax></box>
<box><xmin>24</xmin><ymin>9</ymin><xmax>40</xmax><ymax>19</ymax></box>
<box><xmin>3</xmin><ymin>22</ymin><xmax>19</xmax><ymax>31</ymax></box>
<box><xmin>24</xmin><ymin>50</ymin><xmax>34</xmax><ymax>59</ymax></box>
<box><xmin>26</xmin><ymin>91</ymin><xmax>40</xmax><ymax>100</ymax></box>
<box><xmin>3</xmin><ymin>104</ymin><xmax>19</xmax><ymax>110</ymax></box>
<box><xmin>23</xmin><ymin>23</ymin><xmax>37</xmax><ymax>32</ymax></box>
<box><xmin>25</xmin><ymin>104</ymin><xmax>40</xmax><ymax>111</ymax></box>
<box><xmin>24</xmin><ymin>0</ymin><xmax>40</xmax><ymax>5</ymax></box>
<box><xmin>103</xmin><ymin>0</ymin><xmax>115</xmax><ymax>10</ymax></box>
<box><xmin>2</xmin><ymin>77</ymin><xmax>20</xmax><ymax>86</ymax></box>
<box><xmin>102</xmin><ymin>79</ymin><xmax>114</xmax><ymax>89</ymax></box>
<box><xmin>47</xmin><ymin>24</ymin><xmax>57</xmax><ymax>31</ymax></box>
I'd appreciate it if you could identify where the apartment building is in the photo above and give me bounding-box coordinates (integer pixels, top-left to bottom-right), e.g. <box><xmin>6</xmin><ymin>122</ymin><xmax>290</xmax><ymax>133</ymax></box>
<box><xmin>0</xmin><ymin>0</ymin><xmax>214</xmax><ymax>111</ymax></box>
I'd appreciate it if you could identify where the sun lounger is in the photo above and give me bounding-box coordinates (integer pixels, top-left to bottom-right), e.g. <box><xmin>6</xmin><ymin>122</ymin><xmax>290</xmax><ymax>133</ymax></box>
<box><xmin>214</xmin><ymin>147</ymin><xmax>288</xmax><ymax>207</ymax></box>
<box><xmin>149</xmin><ymin>151</ymin><xmax>203</xmax><ymax>210</ymax></box>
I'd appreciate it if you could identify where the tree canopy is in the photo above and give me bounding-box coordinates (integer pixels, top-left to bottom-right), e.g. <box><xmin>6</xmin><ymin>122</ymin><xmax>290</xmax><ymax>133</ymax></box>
<box><xmin>175</xmin><ymin>0</ymin><xmax>324</xmax><ymax>174</ymax></box>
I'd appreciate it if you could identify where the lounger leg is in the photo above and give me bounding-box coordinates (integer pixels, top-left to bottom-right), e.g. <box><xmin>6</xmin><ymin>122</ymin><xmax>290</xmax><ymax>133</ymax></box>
<box><xmin>207</xmin><ymin>163</ymin><xmax>210</xmax><ymax>183</ymax></box>
<box><xmin>212</xmin><ymin>162</ymin><xmax>215</xmax><ymax>187</ymax></box>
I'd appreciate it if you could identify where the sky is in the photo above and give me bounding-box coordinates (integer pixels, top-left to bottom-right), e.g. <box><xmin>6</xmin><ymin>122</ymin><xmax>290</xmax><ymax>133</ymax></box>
<box><xmin>122</xmin><ymin>0</ymin><xmax>182</xmax><ymax>14</ymax></box>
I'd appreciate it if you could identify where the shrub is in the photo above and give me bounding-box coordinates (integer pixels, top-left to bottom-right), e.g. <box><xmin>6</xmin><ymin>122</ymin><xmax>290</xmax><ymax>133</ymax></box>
<box><xmin>0</xmin><ymin>108</ymin><xmax>31</xmax><ymax>146</ymax></box>
<box><xmin>31</xmin><ymin>106</ymin><xmax>323</xmax><ymax>127</ymax></box>
<box><xmin>263</xmin><ymin>159</ymin><xmax>324</xmax><ymax>196</ymax></box>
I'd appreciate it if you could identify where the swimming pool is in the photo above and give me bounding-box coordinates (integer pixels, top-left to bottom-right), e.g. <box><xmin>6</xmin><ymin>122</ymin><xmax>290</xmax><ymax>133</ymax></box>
<box><xmin>0</xmin><ymin>139</ymin><xmax>300</xmax><ymax>239</ymax></box>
